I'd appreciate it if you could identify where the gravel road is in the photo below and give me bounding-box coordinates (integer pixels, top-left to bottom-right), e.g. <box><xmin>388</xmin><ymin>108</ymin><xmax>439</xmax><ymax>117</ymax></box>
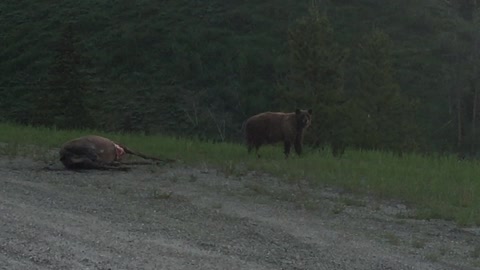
<box><xmin>0</xmin><ymin>156</ymin><xmax>479</xmax><ymax>270</ymax></box>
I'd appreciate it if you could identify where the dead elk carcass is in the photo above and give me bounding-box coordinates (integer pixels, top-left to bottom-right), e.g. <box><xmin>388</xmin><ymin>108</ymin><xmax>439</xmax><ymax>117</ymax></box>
<box><xmin>59</xmin><ymin>135</ymin><xmax>173</xmax><ymax>170</ymax></box>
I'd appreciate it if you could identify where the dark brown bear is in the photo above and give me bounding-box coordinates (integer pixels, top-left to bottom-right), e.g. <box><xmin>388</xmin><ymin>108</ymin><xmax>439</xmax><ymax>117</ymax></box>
<box><xmin>244</xmin><ymin>109</ymin><xmax>312</xmax><ymax>158</ymax></box>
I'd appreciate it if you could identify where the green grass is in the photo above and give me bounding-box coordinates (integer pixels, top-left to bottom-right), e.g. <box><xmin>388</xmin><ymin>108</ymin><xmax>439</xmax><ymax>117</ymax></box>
<box><xmin>2</xmin><ymin>122</ymin><xmax>480</xmax><ymax>226</ymax></box>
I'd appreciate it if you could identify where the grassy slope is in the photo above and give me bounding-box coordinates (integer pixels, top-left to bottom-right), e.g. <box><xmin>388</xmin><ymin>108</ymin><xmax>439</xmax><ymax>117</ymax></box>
<box><xmin>1</xmin><ymin>122</ymin><xmax>480</xmax><ymax>226</ymax></box>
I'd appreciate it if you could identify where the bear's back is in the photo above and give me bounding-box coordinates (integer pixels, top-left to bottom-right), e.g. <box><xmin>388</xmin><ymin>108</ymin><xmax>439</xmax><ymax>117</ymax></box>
<box><xmin>245</xmin><ymin>112</ymin><xmax>294</xmax><ymax>143</ymax></box>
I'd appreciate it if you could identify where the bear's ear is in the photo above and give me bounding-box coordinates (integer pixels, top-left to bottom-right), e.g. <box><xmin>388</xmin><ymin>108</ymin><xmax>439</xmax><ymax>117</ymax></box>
<box><xmin>295</xmin><ymin>108</ymin><xmax>300</xmax><ymax>114</ymax></box>
<box><xmin>308</xmin><ymin>109</ymin><xmax>312</xmax><ymax>115</ymax></box>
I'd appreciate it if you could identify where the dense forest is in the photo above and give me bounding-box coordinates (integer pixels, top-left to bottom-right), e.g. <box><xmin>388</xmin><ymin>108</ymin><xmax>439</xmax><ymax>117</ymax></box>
<box><xmin>2</xmin><ymin>0</ymin><xmax>480</xmax><ymax>156</ymax></box>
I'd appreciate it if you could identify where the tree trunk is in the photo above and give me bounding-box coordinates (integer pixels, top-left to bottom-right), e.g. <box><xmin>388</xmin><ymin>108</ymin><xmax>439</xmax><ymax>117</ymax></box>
<box><xmin>457</xmin><ymin>93</ymin><xmax>464</xmax><ymax>149</ymax></box>
<box><xmin>472</xmin><ymin>86</ymin><xmax>478</xmax><ymax>153</ymax></box>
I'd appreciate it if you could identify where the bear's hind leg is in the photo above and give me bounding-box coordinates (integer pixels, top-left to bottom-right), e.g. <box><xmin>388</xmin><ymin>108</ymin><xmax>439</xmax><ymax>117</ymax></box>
<box><xmin>294</xmin><ymin>142</ymin><xmax>302</xmax><ymax>156</ymax></box>
<box><xmin>284</xmin><ymin>141</ymin><xmax>291</xmax><ymax>158</ymax></box>
<box><xmin>255</xmin><ymin>143</ymin><xmax>262</xmax><ymax>158</ymax></box>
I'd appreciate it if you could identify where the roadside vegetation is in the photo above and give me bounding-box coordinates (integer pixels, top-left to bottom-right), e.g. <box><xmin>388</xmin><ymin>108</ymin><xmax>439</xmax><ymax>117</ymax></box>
<box><xmin>3</xmin><ymin>1</ymin><xmax>480</xmax><ymax>157</ymax></box>
<box><xmin>2</xmin><ymin>122</ymin><xmax>480</xmax><ymax>226</ymax></box>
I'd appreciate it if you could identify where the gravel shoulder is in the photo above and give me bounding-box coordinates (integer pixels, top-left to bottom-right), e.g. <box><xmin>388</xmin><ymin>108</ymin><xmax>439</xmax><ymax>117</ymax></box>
<box><xmin>0</xmin><ymin>156</ymin><xmax>479</xmax><ymax>270</ymax></box>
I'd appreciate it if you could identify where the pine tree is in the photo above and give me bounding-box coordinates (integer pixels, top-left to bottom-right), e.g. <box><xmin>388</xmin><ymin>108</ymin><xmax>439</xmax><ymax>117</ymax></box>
<box><xmin>281</xmin><ymin>3</ymin><xmax>349</xmax><ymax>155</ymax></box>
<box><xmin>33</xmin><ymin>24</ymin><xmax>92</xmax><ymax>129</ymax></box>
<box><xmin>354</xmin><ymin>29</ymin><xmax>418</xmax><ymax>153</ymax></box>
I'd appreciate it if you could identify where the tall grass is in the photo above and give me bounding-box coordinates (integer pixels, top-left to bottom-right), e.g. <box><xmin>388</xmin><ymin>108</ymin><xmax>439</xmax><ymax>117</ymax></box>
<box><xmin>1</xmin><ymin>122</ymin><xmax>480</xmax><ymax>226</ymax></box>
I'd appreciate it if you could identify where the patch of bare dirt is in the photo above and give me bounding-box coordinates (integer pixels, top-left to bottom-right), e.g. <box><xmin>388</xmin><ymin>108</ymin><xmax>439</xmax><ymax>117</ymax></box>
<box><xmin>0</xmin><ymin>156</ymin><xmax>479</xmax><ymax>270</ymax></box>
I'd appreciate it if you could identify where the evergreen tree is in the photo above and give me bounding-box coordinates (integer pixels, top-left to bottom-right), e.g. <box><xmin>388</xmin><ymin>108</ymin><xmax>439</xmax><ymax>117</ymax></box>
<box><xmin>434</xmin><ymin>1</ymin><xmax>480</xmax><ymax>156</ymax></box>
<box><xmin>354</xmin><ymin>29</ymin><xmax>418</xmax><ymax>153</ymax></box>
<box><xmin>281</xmin><ymin>3</ymin><xmax>349</xmax><ymax>155</ymax></box>
<box><xmin>33</xmin><ymin>24</ymin><xmax>93</xmax><ymax>129</ymax></box>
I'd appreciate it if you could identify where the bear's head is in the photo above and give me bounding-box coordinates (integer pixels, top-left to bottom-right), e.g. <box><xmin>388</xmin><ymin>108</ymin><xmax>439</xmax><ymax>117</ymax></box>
<box><xmin>295</xmin><ymin>108</ymin><xmax>312</xmax><ymax>129</ymax></box>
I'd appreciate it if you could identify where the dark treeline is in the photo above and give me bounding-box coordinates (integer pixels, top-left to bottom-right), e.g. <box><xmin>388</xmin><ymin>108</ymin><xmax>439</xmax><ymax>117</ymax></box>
<box><xmin>1</xmin><ymin>0</ymin><xmax>480</xmax><ymax>156</ymax></box>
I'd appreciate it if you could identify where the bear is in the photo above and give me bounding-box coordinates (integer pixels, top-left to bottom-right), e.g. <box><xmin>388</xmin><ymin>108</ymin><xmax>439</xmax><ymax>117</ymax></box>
<box><xmin>243</xmin><ymin>108</ymin><xmax>312</xmax><ymax>158</ymax></box>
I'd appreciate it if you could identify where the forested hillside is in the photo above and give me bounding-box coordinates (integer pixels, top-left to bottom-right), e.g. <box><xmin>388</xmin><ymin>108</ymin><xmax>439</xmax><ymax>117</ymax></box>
<box><xmin>1</xmin><ymin>0</ymin><xmax>479</xmax><ymax>156</ymax></box>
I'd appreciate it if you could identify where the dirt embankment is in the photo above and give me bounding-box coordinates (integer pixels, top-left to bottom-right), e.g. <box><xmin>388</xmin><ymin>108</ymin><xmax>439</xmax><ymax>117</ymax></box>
<box><xmin>0</xmin><ymin>156</ymin><xmax>479</xmax><ymax>270</ymax></box>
